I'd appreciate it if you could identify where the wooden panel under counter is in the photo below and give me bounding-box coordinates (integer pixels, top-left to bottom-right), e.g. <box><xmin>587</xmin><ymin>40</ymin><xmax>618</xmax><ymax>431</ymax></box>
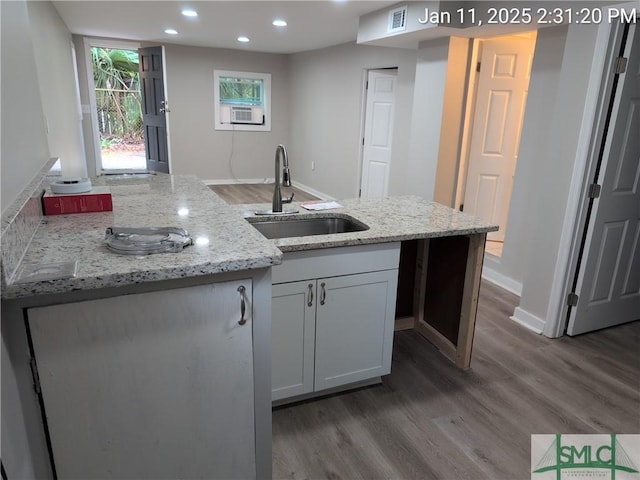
<box><xmin>394</xmin><ymin>233</ymin><xmax>487</xmax><ymax>370</ymax></box>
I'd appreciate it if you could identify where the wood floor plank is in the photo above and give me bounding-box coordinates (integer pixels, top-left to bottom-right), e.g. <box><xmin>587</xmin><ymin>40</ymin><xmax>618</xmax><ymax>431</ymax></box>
<box><xmin>273</xmin><ymin>280</ymin><xmax>640</xmax><ymax>479</ymax></box>
<box><xmin>209</xmin><ymin>183</ymin><xmax>320</xmax><ymax>204</ymax></box>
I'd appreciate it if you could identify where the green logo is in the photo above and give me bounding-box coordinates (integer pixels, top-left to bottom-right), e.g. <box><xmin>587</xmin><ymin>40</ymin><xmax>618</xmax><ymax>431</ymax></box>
<box><xmin>532</xmin><ymin>434</ymin><xmax>640</xmax><ymax>480</ymax></box>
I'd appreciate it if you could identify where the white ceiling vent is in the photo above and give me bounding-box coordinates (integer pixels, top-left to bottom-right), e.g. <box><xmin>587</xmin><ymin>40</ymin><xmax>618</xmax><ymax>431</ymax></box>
<box><xmin>387</xmin><ymin>5</ymin><xmax>407</xmax><ymax>33</ymax></box>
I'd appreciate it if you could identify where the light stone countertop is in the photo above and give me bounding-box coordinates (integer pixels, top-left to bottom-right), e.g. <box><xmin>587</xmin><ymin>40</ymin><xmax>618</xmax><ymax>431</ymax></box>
<box><xmin>2</xmin><ymin>175</ymin><xmax>282</xmax><ymax>300</ymax></box>
<box><xmin>237</xmin><ymin>196</ymin><xmax>499</xmax><ymax>253</ymax></box>
<box><xmin>2</xmin><ymin>175</ymin><xmax>497</xmax><ymax>300</ymax></box>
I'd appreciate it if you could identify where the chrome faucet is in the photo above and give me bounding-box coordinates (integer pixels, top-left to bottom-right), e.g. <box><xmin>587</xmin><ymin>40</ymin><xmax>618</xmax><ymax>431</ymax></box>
<box><xmin>272</xmin><ymin>144</ymin><xmax>294</xmax><ymax>212</ymax></box>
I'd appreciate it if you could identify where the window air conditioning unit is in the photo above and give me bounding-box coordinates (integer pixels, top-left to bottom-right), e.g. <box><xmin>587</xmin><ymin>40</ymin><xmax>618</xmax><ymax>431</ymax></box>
<box><xmin>220</xmin><ymin>105</ymin><xmax>264</xmax><ymax>125</ymax></box>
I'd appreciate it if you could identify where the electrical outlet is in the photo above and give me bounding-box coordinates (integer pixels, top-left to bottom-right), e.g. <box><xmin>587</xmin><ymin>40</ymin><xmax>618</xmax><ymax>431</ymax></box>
<box><xmin>311</xmin><ymin>161</ymin><xmax>315</xmax><ymax>171</ymax></box>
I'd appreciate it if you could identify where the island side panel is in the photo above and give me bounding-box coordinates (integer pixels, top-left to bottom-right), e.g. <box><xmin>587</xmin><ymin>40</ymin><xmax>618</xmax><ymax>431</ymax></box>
<box><xmin>424</xmin><ymin>236</ymin><xmax>469</xmax><ymax>343</ymax></box>
<box><xmin>251</xmin><ymin>267</ymin><xmax>273</xmax><ymax>480</ymax></box>
<box><xmin>394</xmin><ymin>240</ymin><xmax>418</xmax><ymax>330</ymax></box>
<box><xmin>414</xmin><ymin>233</ymin><xmax>486</xmax><ymax>369</ymax></box>
<box><xmin>455</xmin><ymin>233</ymin><xmax>486</xmax><ymax>369</ymax></box>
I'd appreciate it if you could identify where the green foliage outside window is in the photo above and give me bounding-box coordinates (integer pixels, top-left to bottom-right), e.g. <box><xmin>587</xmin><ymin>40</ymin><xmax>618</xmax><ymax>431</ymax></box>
<box><xmin>219</xmin><ymin>76</ymin><xmax>263</xmax><ymax>106</ymax></box>
<box><xmin>91</xmin><ymin>47</ymin><xmax>143</xmax><ymax>142</ymax></box>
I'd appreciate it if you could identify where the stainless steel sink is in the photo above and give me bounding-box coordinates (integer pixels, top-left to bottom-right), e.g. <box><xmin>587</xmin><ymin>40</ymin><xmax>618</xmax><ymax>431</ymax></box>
<box><xmin>248</xmin><ymin>215</ymin><xmax>369</xmax><ymax>239</ymax></box>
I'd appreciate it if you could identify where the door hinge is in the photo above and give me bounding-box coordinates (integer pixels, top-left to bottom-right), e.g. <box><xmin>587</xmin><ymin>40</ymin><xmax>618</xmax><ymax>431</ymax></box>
<box><xmin>588</xmin><ymin>183</ymin><xmax>602</xmax><ymax>199</ymax></box>
<box><xmin>29</xmin><ymin>357</ymin><xmax>41</xmax><ymax>395</ymax></box>
<box><xmin>459</xmin><ymin>204</ymin><xmax>464</xmax><ymax>212</ymax></box>
<box><xmin>567</xmin><ymin>292</ymin><xmax>579</xmax><ymax>307</ymax></box>
<box><xmin>476</xmin><ymin>61</ymin><xmax>481</xmax><ymax>73</ymax></box>
<box><xmin>366</xmin><ymin>81</ymin><xmax>369</xmax><ymax>90</ymax></box>
<box><xmin>362</xmin><ymin>137</ymin><xmax>365</xmax><ymax>146</ymax></box>
<box><xmin>614</xmin><ymin>57</ymin><xmax>628</xmax><ymax>75</ymax></box>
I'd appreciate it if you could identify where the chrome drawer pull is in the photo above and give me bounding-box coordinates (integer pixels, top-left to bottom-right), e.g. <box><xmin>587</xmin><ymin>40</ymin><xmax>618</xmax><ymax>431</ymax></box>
<box><xmin>307</xmin><ymin>283</ymin><xmax>314</xmax><ymax>307</ymax></box>
<box><xmin>238</xmin><ymin>285</ymin><xmax>247</xmax><ymax>325</ymax></box>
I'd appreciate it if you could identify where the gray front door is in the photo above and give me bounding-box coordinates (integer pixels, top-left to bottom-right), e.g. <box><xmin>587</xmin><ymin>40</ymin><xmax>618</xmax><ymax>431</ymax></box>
<box><xmin>139</xmin><ymin>46</ymin><xmax>169</xmax><ymax>173</ymax></box>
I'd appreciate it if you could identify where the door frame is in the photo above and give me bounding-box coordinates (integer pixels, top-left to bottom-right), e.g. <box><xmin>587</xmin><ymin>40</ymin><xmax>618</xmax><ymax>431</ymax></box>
<box><xmin>356</xmin><ymin>66</ymin><xmax>398</xmax><ymax>198</ymax></box>
<box><xmin>82</xmin><ymin>38</ymin><xmax>172</xmax><ymax>175</ymax></box>
<box><xmin>454</xmin><ymin>39</ymin><xmax>482</xmax><ymax>211</ymax></box>
<box><xmin>545</xmin><ymin>19</ymin><xmax>629</xmax><ymax>337</ymax></box>
<box><xmin>456</xmin><ymin>32</ymin><xmax>536</xmax><ymax>249</ymax></box>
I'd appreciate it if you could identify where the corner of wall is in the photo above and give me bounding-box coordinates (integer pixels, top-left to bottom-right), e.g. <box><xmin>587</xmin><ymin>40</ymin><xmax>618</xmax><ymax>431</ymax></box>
<box><xmin>481</xmin><ymin>262</ymin><xmax>523</xmax><ymax>297</ymax></box>
<box><xmin>510</xmin><ymin>307</ymin><xmax>545</xmax><ymax>334</ymax></box>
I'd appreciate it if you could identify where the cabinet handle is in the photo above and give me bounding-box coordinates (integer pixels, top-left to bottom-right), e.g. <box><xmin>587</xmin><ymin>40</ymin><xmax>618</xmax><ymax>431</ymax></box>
<box><xmin>320</xmin><ymin>282</ymin><xmax>326</xmax><ymax>305</ymax></box>
<box><xmin>238</xmin><ymin>285</ymin><xmax>247</xmax><ymax>325</ymax></box>
<box><xmin>307</xmin><ymin>283</ymin><xmax>314</xmax><ymax>307</ymax></box>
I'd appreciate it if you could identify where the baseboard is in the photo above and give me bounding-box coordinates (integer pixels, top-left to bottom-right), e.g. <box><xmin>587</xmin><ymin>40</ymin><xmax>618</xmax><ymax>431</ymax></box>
<box><xmin>510</xmin><ymin>307</ymin><xmax>545</xmax><ymax>334</ymax></box>
<box><xmin>481</xmin><ymin>265</ymin><xmax>523</xmax><ymax>296</ymax></box>
<box><xmin>272</xmin><ymin>377</ymin><xmax>382</xmax><ymax>407</ymax></box>
<box><xmin>290</xmin><ymin>181</ymin><xmax>334</xmax><ymax>201</ymax></box>
<box><xmin>202</xmin><ymin>178</ymin><xmax>334</xmax><ymax>201</ymax></box>
<box><xmin>203</xmin><ymin>178</ymin><xmax>274</xmax><ymax>185</ymax></box>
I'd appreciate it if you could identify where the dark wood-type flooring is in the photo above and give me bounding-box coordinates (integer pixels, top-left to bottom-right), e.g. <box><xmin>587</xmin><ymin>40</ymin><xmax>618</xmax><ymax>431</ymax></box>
<box><xmin>272</xmin><ymin>282</ymin><xmax>640</xmax><ymax>479</ymax></box>
<box><xmin>209</xmin><ymin>183</ymin><xmax>320</xmax><ymax>204</ymax></box>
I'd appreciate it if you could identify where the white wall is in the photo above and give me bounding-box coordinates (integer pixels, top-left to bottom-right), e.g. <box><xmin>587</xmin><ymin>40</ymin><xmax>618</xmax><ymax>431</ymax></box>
<box><xmin>0</xmin><ymin>0</ymin><xmax>50</xmax><ymax>213</ymax></box>
<box><xmin>510</xmin><ymin>23</ymin><xmax>605</xmax><ymax>333</ymax></box>
<box><xmin>163</xmin><ymin>44</ymin><xmax>290</xmax><ymax>182</ymax></box>
<box><xmin>405</xmin><ymin>37</ymin><xmax>450</xmax><ymax>201</ymax></box>
<box><xmin>482</xmin><ymin>26</ymin><xmax>569</xmax><ymax>296</ymax></box>
<box><xmin>27</xmin><ymin>1</ymin><xmax>86</xmax><ymax>179</ymax></box>
<box><xmin>288</xmin><ymin>42</ymin><xmax>416</xmax><ymax>199</ymax></box>
<box><xmin>433</xmin><ymin>36</ymin><xmax>470</xmax><ymax>207</ymax></box>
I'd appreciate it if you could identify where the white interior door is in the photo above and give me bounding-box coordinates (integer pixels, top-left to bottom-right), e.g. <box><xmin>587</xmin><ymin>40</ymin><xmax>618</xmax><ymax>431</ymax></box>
<box><xmin>463</xmin><ymin>35</ymin><xmax>535</xmax><ymax>241</ymax></box>
<box><xmin>567</xmin><ymin>23</ymin><xmax>640</xmax><ymax>336</ymax></box>
<box><xmin>360</xmin><ymin>69</ymin><xmax>397</xmax><ymax>199</ymax></box>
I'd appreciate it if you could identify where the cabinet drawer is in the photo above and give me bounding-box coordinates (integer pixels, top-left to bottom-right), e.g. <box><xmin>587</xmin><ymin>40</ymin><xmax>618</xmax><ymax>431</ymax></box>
<box><xmin>272</xmin><ymin>242</ymin><xmax>401</xmax><ymax>284</ymax></box>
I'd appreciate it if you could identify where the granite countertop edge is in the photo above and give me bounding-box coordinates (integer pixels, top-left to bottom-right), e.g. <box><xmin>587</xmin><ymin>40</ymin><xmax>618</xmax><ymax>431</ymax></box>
<box><xmin>2</xmin><ymin>180</ymin><xmax>498</xmax><ymax>301</ymax></box>
<box><xmin>237</xmin><ymin>197</ymin><xmax>499</xmax><ymax>253</ymax></box>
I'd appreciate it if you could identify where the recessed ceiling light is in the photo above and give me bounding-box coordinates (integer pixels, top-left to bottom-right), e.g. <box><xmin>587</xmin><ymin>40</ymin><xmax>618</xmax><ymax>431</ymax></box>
<box><xmin>165</xmin><ymin>28</ymin><xmax>178</xmax><ymax>35</ymax></box>
<box><xmin>272</xmin><ymin>19</ymin><xmax>287</xmax><ymax>27</ymax></box>
<box><xmin>181</xmin><ymin>8</ymin><xmax>198</xmax><ymax>17</ymax></box>
<box><xmin>237</xmin><ymin>35</ymin><xmax>250</xmax><ymax>43</ymax></box>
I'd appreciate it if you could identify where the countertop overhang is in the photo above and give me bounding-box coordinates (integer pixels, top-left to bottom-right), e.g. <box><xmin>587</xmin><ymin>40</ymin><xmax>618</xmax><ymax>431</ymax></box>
<box><xmin>1</xmin><ymin>175</ymin><xmax>497</xmax><ymax>300</ymax></box>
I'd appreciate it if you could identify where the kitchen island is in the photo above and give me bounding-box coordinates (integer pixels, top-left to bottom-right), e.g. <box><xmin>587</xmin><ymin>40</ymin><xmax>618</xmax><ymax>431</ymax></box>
<box><xmin>1</xmin><ymin>169</ymin><xmax>496</xmax><ymax>479</ymax></box>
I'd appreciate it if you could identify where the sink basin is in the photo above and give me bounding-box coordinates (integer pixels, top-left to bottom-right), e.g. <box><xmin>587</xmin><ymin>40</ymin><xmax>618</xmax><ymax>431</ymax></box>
<box><xmin>248</xmin><ymin>215</ymin><xmax>369</xmax><ymax>239</ymax></box>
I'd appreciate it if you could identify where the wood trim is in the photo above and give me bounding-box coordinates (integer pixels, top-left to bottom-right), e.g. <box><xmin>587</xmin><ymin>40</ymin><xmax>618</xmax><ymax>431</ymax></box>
<box><xmin>412</xmin><ymin>239</ymin><xmax>429</xmax><ymax>328</ymax></box>
<box><xmin>415</xmin><ymin>319</ymin><xmax>457</xmax><ymax>361</ymax></box>
<box><xmin>455</xmin><ymin>233</ymin><xmax>486</xmax><ymax>369</ymax></box>
<box><xmin>412</xmin><ymin>234</ymin><xmax>487</xmax><ymax>370</ymax></box>
<box><xmin>394</xmin><ymin>316</ymin><xmax>415</xmax><ymax>331</ymax></box>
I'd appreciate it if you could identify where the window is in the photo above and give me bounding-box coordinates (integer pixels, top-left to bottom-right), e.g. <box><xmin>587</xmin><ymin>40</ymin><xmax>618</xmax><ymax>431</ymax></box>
<box><xmin>214</xmin><ymin>70</ymin><xmax>271</xmax><ymax>131</ymax></box>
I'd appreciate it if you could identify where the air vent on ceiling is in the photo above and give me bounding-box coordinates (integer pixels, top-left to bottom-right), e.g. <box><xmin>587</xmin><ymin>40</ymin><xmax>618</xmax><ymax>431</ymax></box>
<box><xmin>388</xmin><ymin>5</ymin><xmax>408</xmax><ymax>33</ymax></box>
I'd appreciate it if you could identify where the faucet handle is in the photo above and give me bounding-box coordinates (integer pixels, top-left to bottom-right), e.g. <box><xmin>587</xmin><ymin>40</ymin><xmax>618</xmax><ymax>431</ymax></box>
<box><xmin>282</xmin><ymin>192</ymin><xmax>295</xmax><ymax>204</ymax></box>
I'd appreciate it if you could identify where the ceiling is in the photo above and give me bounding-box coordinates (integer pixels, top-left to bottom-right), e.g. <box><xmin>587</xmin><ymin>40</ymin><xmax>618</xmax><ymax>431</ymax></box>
<box><xmin>52</xmin><ymin>1</ymin><xmax>400</xmax><ymax>54</ymax></box>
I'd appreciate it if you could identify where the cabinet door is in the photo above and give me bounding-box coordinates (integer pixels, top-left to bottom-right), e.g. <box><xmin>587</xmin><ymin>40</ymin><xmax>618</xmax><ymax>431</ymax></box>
<box><xmin>272</xmin><ymin>281</ymin><xmax>316</xmax><ymax>401</ymax></box>
<box><xmin>314</xmin><ymin>270</ymin><xmax>398</xmax><ymax>391</ymax></box>
<box><xmin>28</xmin><ymin>280</ymin><xmax>255</xmax><ymax>480</ymax></box>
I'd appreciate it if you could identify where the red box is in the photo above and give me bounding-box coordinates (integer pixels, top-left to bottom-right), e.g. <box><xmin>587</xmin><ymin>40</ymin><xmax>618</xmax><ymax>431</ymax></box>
<box><xmin>43</xmin><ymin>187</ymin><xmax>113</xmax><ymax>215</ymax></box>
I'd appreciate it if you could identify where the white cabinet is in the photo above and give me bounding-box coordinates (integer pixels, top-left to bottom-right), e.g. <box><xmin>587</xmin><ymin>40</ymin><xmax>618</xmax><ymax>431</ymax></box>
<box><xmin>27</xmin><ymin>279</ymin><xmax>256</xmax><ymax>480</ymax></box>
<box><xmin>271</xmin><ymin>243</ymin><xmax>400</xmax><ymax>402</ymax></box>
<box><xmin>272</xmin><ymin>281</ymin><xmax>316</xmax><ymax>400</ymax></box>
<box><xmin>314</xmin><ymin>270</ymin><xmax>397</xmax><ymax>390</ymax></box>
